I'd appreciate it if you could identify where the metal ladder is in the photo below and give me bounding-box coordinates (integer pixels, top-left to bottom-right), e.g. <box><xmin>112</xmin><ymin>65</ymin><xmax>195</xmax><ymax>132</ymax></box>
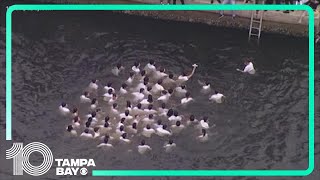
<box><xmin>248</xmin><ymin>11</ymin><xmax>263</xmax><ymax>42</ymax></box>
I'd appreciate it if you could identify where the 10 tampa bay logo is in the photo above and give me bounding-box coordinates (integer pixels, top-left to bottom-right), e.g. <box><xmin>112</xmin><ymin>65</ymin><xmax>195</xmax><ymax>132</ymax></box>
<box><xmin>6</xmin><ymin>142</ymin><xmax>95</xmax><ymax>176</ymax></box>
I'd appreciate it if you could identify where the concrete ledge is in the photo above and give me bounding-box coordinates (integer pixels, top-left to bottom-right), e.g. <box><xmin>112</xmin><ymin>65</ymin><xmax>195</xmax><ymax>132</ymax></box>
<box><xmin>32</xmin><ymin>0</ymin><xmax>320</xmax><ymax>37</ymax></box>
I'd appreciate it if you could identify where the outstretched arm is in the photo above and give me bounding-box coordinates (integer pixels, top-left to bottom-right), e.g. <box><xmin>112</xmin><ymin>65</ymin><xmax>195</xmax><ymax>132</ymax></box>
<box><xmin>187</xmin><ymin>64</ymin><xmax>198</xmax><ymax>79</ymax></box>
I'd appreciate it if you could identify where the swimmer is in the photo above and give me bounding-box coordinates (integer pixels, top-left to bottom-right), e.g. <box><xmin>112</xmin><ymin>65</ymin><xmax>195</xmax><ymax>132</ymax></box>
<box><xmin>141</xmin><ymin>124</ymin><xmax>156</xmax><ymax>138</ymax></box>
<box><xmin>181</xmin><ymin>92</ymin><xmax>193</xmax><ymax>104</ymax></box>
<box><xmin>137</xmin><ymin>140</ymin><xmax>152</xmax><ymax>154</ymax></box>
<box><xmin>140</xmin><ymin>95</ymin><xmax>153</xmax><ymax>106</ymax></box>
<box><xmin>153</xmin><ymin>119</ymin><xmax>163</xmax><ymax>129</ymax></box>
<box><xmin>119</xmin><ymin>83</ymin><xmax>128</xmax><ymax>95</ymax></box>
<box><xmin>90</xmin><ymin>98</ymin><xmax>98</xmax><ymax>110</ymax></box>
<box><xmin>108</xmin><ymin>94</ymin><xmax>117</xmax><ymax>105</ymax></box>
<box><xmin>175</xmin><ymin>85</ymin><xmax>187</xmax><ymax>96</ymax></box>
<box><xmin>186</xmin><ymin>114</ymin><xmax>198</xmax><ymax>126</ymax></box>
<box><xmin>126</xmin><ymin>122</ymin><xmax>138</xmax><ymax>134</ymax></box>
<box><xmin>153</xmin><ymin>66</ymin><xmax>168</xmax><ymax>80</ymax></box>
<box><xmin>156</xmin><ymin>124</ymin><xmax>172</xmax><ymax>137</ymax></box>
<box><xmin>80</xmin><ymin>129</ymin><xmax>93</xmax><ymax>139</ymax></box>
<box><xmin>157</xmin><ymin>90</ymin><xmax>171</xmax><ymax>103</ymax></box>
<box><xmin>168</xmin><ymin>110</ymin><xmax>182</xmax><ymax>124</ymax></box>
<box><xmin>132</xmin><ymin>88</ymin><xmax>145</xmax><ymax>102</ymax></box>
<box><xmin>144</xmin><ymin>104</ymin><xmax>157</xmax><ymax>115</ymax></box>
<box><xmin>93</xmin><ymin>127</ymin><xmax>101</xmax><ymax>139</ymax></box>
<box><xmin>151</xmin><ymin>79</ymin><xmax>165</xmax><ymax>94</ymax></box>
<box><xmin>144</xmin><ymin>60</ymin><xmax>156</xmax><ymax>74</ymax></box>
<box><xmin>66</xmin><ymin>125</ymin><xmax>77</xmax><ymax>136</ymax></box>
<box><xmin>80</xmin><ymin>91</ymin><xmax>91</xmax><ymax>103</ymax></box>
<box><xmin>158</xmin><ymin>103</ymin><xmax>168</xmax><ymax>117</ymax></box>
<box><xmin>120</xmin><ymin>110</ymin><xmax>133</xmax><ymax>121</ymax></box>
<box><xmin>163</xmin><ymin>139</ymin><xmax>176</xmax><ymax>153</ymax></box>
<box><xmin>72</xmin><ymin>116</ymin><xmax>81</xmax><ymax>128</ymax></box>
<box><xmin>71</xmin><ymin>107</ymin><xmax>78</xmax><ymax>118</ymax></box>
<box><xmin>111</xmin><ymin>103</ymin><xmax>119</xmax><ymax>116</ymax></box>
<box><xmin>112</xmin><ymin>63</ymin><xmax>125</xmax><ymax>76</ymax></box>
<box><xmin>132</xmin><ymin>103</ymin><xmax>144</xmax><ymax>116</ymax></box>
<box><xmin>114</xmin><ymin>125</ymin><xmax>125</xmax><ymax>139</ymax></box>
<box><xmin>209</xmin><ymin>90</ymin><xmax>225</xmax><ymax>103</ymax></box>
<box><xmin>119</xmin><ymin>133</ymin><xmax>131</xmax><ymax>144</ymax></box>
<box><xmin>198</xmin><ymin>116</ymin><xmax>209</xmax><ymax>130</ymax></box>
<box><xmin>59</xmin><ymin>102</ymin><xmax>70</xmax><ymax>116</ymax></box>
<box><xmin>171</xmin><ymin>121</ymin><xmax>185</xmax><ymax>134</ymax></box>
<box><xmin>177</xmin><ymin>64</ymin><xmax>198</xmax><ymax>84</ymax></box>
<box><xmin>162</xmin><ymin>73</ymin><xmax>176</xmax><ymax>89</ymax></box>
<box><xmin>103</xmin><ymin>89</ymin><xmax>113</xmax><ymax>101</ymax></box>
<box><xmin>97</xmin><ymin>136</ymin><xmax>113</xmax><ymax>149</ymax></box>
<box><xmin>236</xmin><ymin>59</ymin><xmax>256</xmax><ymax>74</ymax></box>
<box><xmin>126</xmin><ymin>72</ymin><xmax>135</xmax><ymax>85</ymax></box>
<box><xmin>197</xmin><ymin>129</ymin><xmax>209</xmax><ymax>142</ymax></box>
<box><xmin>99</xmin><ymin>122</ymin><xmax>112</xmax><ymax>135</ymax></box>
<box><xmin>142</xmin><ymin>114</ymin><xmax>155</xmax><ymax>125</ymax></box>
<box><xmin>88</xmin><ymin>79</ymin><xmax>98</xmax><ymax>91</ymax></box>
<box><xmin>104</xmin><ymin>82</ymin><xmax>115</xmax><ymax>92</ymax></box>
<box><xmin>198</xmin><ymin>80</ymin><xmax>211</xmax><ymax>93</ymax></box>
<box><xmin>132</xmin><ymin>62</ymin><xmax>141</xmax><ymax>74</ymax></box>
<box><xmin>117</xmin><ymin>118</ymin><xmax>126</xmax><ymax>128</ymax></box>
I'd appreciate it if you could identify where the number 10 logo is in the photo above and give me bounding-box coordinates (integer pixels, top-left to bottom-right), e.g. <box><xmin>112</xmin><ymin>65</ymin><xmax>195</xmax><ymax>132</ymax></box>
<box><xmin>6</xmin><ymin>142</ymin><xmax>53</xmax><ymax>176</ymax></box>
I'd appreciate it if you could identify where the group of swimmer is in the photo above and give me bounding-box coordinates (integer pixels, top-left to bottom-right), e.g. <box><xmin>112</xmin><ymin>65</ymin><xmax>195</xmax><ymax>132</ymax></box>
<box><xmin>60</xmin><ymin>59</ymin><xmax>255</xmax><ymax>154</ymax></box>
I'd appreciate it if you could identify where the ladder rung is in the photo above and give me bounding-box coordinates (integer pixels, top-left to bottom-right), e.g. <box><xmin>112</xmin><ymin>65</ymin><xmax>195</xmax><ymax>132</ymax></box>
<box><xmin>250</xmin><ymin>33</ymin><xmax>259</xmax><ymax>36</ymax></box>
<box><xmin>251</xmin><ymin>27</ymin><xmax>260</xmax><ymax>30</ymax></box>
<box><xmin>252</xmin><ymin>20</ymin><xmax>260</xmax><ymax>23</ymax></box>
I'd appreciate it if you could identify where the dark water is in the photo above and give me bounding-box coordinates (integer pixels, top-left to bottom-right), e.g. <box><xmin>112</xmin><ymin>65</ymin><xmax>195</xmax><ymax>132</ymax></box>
<box><xmin>0</xmin><ymin>9</ymin><xmax>319</xmax><ymax>180</ymax></box>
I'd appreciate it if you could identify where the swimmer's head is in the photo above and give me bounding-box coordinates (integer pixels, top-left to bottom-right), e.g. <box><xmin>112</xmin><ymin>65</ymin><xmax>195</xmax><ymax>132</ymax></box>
<box><xmin>87</xmin><ymin>117</ymin><xmax>93</xmax><ymax>122</ymax></box>
<box><xmin>149</xmin><ymin>60</ymin><xmax>155</xmax><ymax>65</ymax></box>
<box><xmin>202</xmin><ymin>129</ymin><xmax>207</xmax><ymax>136</ymax></box>
<box><xmin>121</xmin><ymin>133</ymin><xmax>127</xmax><ymax>139</ymax></box>
<box><xmin>185</xmin><ymin>92</ymin><xmax>191</xmax><ymax>98</ymax></box>
<box><xmin>134</xmin><ymin>62</ymin><xmax>140</xmax><ymax>67</ymax></box>
<box><xmin>162</xmin><ymin>124</ymin><xmax>168</xmax><ymax>130</ymax></box>
<box><xmin>148</xmin><ymin>114</ymin><xmax>153</xmax><ymax>119</ymax></box>
<box><xmin>116</xmin><ymin>63</ymin><xmax>122</xmax><ymax>69</ymax></box>
<box><xmin>203</xmin><ymin>116</ymin><xmax>208</xmax><ymax>122</ymax></box>
<box><xmin>84</xmin><ymin>128</ymin><xmax>89</xmax><ymax>134</ymax></box>
<box><xmin>67</xmin><ymin>125</ymin><xmax>73</xmax><ymax>132</ymax></box>
<box><xmin>120</xmin><ymin>118</ymin><xmax>125</xmax><ymax>123</ymax></box>
<box><xmin>125</xmin><ymin>110</ymin><xmax>130</xmax><ymax>116</ymax></box>
<box><xmin>108</xmin><ymin>88</ymin><xmax>113</xmax><ymax>94</ymax></box>
<box><xmin>169</xmin><ymin>73</ymin><xmax>174</xmax><ymax>79</ymax></box>
<box><xmin>159</xmin><ymin>67</ymin><xmax>165</xmax><ymax>73</ymax></box>
<box><xmin>107</xmin><ymin>82</ymin><xmax>112</xmax><ymax>87</ymax></box>
<box><xmin>141</xmin><ymin>70</ymin><xmax>146</xmax><ymax>76</ymax></box>
<box><xmin>61</xmin><ymin>102</ymin><xmax>67</xmax><ymax>107</ymax></box>
<box><xmin>157</xmin><ymin>119</ymin><xmax>162</xmax><ymax>125</ymax></box>
<box><xmin>167</xmin><ymin>109</ymin><xmax>173</xmax><ymax>117</ymax></box>
<box><xmin>176</xmin><ymin>121</ymin><xmax>181</xmax><ymax>126</ymax></box>
<box><xmin>121</xmin><ymin>83</ymin><xmax>127</xmax><ymax>89</ymax></box>
<box><xmin>157</xmin><ymin>79</ymin><xmax>163</xmax><ymax>85</ymax></box>
<box><xmin>103</xmin><ymin>137</ymin><xmax>109</xmax><ymax>144</ymax></box>
<box><xmin>144</xmin><ymin>76</ymin><xmax>149</xmax><ymax>83</ymax></box>
<box><xmin>91</xmin><ymin>79</ymin><xmax>97</xmax><ymax>83</ymax></box>
<box><xmin>91</xmin><ymin>111</ymin><xmax>96</xmax><ymax>118</ymax></box>
<box><xmin>91</xmin><ymin>98</ymin><xmax>97</xmax><ymax>104</ymax></box>
<box><xmin>147</xmin><ymin>95</ymin><xmax>153</xmax><ymax>103</ymax></box>
<box><xmin>137</xmin><ymin>103</ymin><xmax>142</xmax><ymax>109</ymax></box>
<box><xmin>85</xmin><ymin>121</ymin><xmax>91</xmax><ymax>128</ymax></box>
<box><xmin>161</xmin><ymin>103</ymin><xmax>166</xmax><ymax>109</ymax></box>
<box><xmin>72</xmin><ymin>107</ymin><xmax>78</xmax><ymax>114</ymax></box>
<box><xmin>146</xmin><ymin>124</ymin><xmax>151</xmax><ymax>129</ymax></box>
<box><xmin>190</xmin><ymin>115</ymin><xmax>195</xmax><ymax>121</ymax></box>
<box><xmin>168</xmin><ymin>89</ymin><xmax>174</xmax><ymax>94</ymax></box>
<box><xmin>105</xmin><ymin>116</ymin><xmax>110</xmax><ymax>122</ymax></box>
<box><xmin>140</xmin><ymin>88</ymin><xmax>145</xmax><ymax>93</ymax></box>
<box><xmin>147</xmin><ymin>86</ymin><xmax>152</xmax><ymax>91</ymax></box>
<box><xmin>84</xmin><ymin>91</ymin><xmax>89</xmax><ymax>96</ymax></box>
<box><xmin>132</xmin><ymin>122</ymin><xmax>137</xmax><ymax>129</ymax></box>
<box><xmin>173</xmin><ymin>110</ymin><xmax>179</xmax><ymax>117</ymax></box>
<box><xmin>113</xmin><ymin>103</ymin><xmax>118</xmax><ymax>109</ymax></box>
<box><xmin>126</xmin><ymin>101</ymin><xmax>131</xmax><ymax>108</ymax></box>
<box><xmin>169</xmin><ymin>139</ymin><xmax>174</xmax><ymax>145</ymax></box>
<box><xmin>161</xmin><ymin>90</ymin><xmax>167</xmax><ymax>95</ymax></box>
<box><xmin>73</xmin><ymin>116</ymin><xmax>79</xmax><ymax>122</ymax></box>
<box><xmin>181</xmin><ymin>85</ymin><xmax>186</xmax><ymax>89</ymax></box>
<box><xmin>119</xmin><ymin>125</ymin><xmax>124</xmax><ymax>131</ymax></box>
<box><xmin>140</xmin><ymin>140</ymin><xmax>145</xmax><ymax>146</ymax></box>
<box><xmin>94</xmin><ymin>127</ymin><xmax>99</xmax><ymax>132</ymax></box>
<box><xmin>104</xmin><ymin>122</ymin><xmax>109</xmax><ymax>128</ymax></box>
<box><xmin>129</xmin><ymin>72</ymin><xmax>134</xmax><ymax>77</ymax></box>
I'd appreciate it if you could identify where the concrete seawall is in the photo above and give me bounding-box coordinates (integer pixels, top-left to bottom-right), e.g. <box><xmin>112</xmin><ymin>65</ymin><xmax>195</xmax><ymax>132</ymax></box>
<box><xmin>29</xmin><ymin>0</ymin><xmax>320</xmax><ymax>37</ymax></box>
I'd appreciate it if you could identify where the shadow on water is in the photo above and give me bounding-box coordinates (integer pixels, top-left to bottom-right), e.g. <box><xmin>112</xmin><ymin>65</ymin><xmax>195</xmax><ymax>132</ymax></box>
<box><xmin>0</xmin><ymin>8</ymin><xmax>319</xmax><ymax>180</ymax></box>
